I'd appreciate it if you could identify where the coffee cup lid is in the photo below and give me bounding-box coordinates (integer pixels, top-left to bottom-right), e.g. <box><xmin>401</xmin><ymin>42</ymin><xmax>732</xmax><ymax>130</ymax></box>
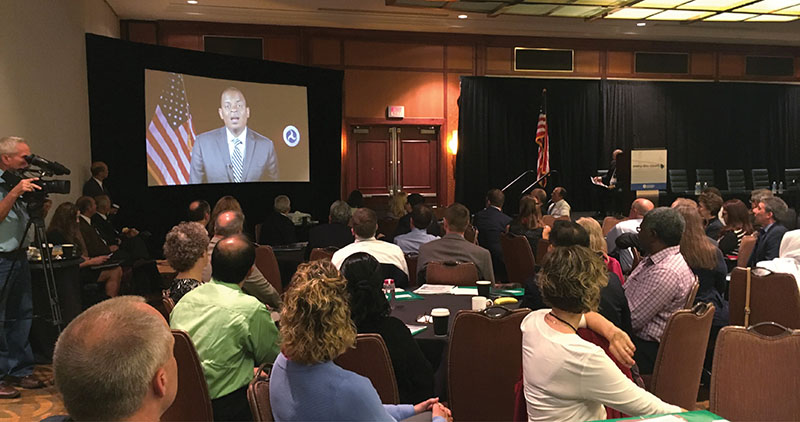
<box><xmin>431</xmin><ymin>308</ymin><xmax>450</xmax><ymax>317</ymax></box>
<box><xmin>476</xmin><ymin>280</ymin><xmax>491</xmax><ymax>285</ymax></box>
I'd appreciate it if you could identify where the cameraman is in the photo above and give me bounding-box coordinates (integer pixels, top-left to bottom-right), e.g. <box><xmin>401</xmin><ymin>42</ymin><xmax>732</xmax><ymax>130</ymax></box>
<box><xmin>0</xmin><ymin>136</ymin><xmax>44</xmax><ymax>398</ymax></box>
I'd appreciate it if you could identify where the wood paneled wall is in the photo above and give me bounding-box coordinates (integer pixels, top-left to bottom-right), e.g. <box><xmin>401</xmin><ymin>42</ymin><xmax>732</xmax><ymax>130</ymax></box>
<box><xmin>121</xmin><ymin>20</ymin><xmax>800</xmax><ymax>205</ymax></box>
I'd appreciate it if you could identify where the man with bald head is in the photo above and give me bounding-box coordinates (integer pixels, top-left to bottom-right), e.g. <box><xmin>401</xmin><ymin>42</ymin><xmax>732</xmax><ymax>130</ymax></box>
<box><xmin>53</xmin><ymin>296</ymin><xmax>177</xmax><ymax>420</ymax></box>
<box><xmin>202</xmin><ymin>210</ymin><xmax>282</xmax><ymax>309</ymax></box>
<box><xmin>171</xmin><ymin>234</ymin><xmax>280</xmax><ymax>421</ymax></box>
<box><xmin>606</xmin><ymin>198</ymin><xmax>655</xmax><ymax>273</ymax></box>
<box><xmin>189</xmin><ymin>87</ymin><xmax>278</xmax><ymax>183</ymax></box>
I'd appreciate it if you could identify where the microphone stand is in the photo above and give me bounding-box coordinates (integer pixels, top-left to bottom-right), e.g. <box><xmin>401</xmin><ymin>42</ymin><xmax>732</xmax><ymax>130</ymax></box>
<box><xmin>521</xmin><ymin>171</ymin><xmax>554</xmax><ymax>196</ymax></box>
<box><xmin>502</xmin><ymin>170</ymin><xmax>535</xmax><ymax>192</ymax></box>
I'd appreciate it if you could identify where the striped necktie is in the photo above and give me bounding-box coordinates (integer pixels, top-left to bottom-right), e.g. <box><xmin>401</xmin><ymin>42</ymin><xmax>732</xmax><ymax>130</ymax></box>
<box><xmin>231</xmin><ymin>138</ymin><xmax>244</xmax><ymax>182</ymax></box>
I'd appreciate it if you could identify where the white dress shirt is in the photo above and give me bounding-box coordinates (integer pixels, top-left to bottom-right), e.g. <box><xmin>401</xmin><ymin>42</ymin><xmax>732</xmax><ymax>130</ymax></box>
<box><xmin>331</xmin><ymin>237</ymin><xmax>409</xmax><ymax>275</ymax></box>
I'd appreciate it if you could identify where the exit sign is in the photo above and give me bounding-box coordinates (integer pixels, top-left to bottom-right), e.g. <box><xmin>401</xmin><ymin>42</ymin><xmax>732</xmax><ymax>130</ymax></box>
<box><xmin>387</xmin><ymin>106</ymin><xmax>404</xmax><ymax>119</ymax></box>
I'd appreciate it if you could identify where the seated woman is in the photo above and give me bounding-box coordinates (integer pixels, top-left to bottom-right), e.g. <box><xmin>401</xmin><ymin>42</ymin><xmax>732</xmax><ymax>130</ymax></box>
<box><xmin>270</xmin><ymin>260</ymin><xmax>451</xmax><ymax>422</ymax></box>
<box><xmin>576</xmin><ymin>217</ymin><xmax>624</xmax><ymax>283</ymax></box>
<box><xmin>508</xmin><ymin>197</ymin><xmax>548</xmax><ymax>256</ymax></box>
<box><xmin>718</xmin><ymin>199</ymin><xmax>754</xmax><ymax>271</ymax></box>
<box><xmin>340</xmin><ymin>252</ymin><xmax>434</xmax><ymax>404</ymax></box>
<box><xmin>47</xmin><ymin>202</ymin><xmax>122</xmax><ymax>297</ymax></box>
<box><xmin>521</xmin><ymin>245</ymin><xmax>681</xmax><ymax>422</ymax></box>
<box><xmin>162</xmin><ymin>222</ymin><xmax>209</xmax><ymax>303</ymax></box>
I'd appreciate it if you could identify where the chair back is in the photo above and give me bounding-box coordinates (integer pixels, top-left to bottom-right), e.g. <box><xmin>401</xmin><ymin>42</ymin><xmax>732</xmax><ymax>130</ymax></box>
<box><xmin>500</xmin><ymin>233</ymin><xmax>535</xmax><ymax>284</ymax></box>
<box><xmin>669</xmin><ymin>169</ymin><xmax>689</xmax><ymax>193</ymax></box>
<box><xmin>334</xmin><ymin>333</ymin><xmax>399</xmax><ymax>404</ymax></box>
<box><xmin>309</xmin><ymin>247</ymin><xmax>336</xmax><ymax>262</ymax></box>
<box><xmin>729</xmin><ymin>267</ymin><xmax>800</xmax><ymax>330</ymax></box>
<box><xmin>684</xmin><ymin>278</ymin><xmax>700</xmax><ymax>309</ymax></box>
<box><xmin>737</xmin><ymin>235</ymin><xmax>756</xmax><ymax>267</ymax></box>
<box><xmin>631</xmin><ymin>247</ymin><xmax>642</xmax><ymax>272</ymax></box>
<box><xmin>751</xmin><ymin>168</ymin><xmax>770</xmax><ymax>190</ymax></box>
<box><xmin>247</xmin><ymin>364</ymin><xmax>274</xmax><ymax>422</ymax></box>
<box><xmin>255</xmin><ymin>245</ymin><xmax>283</xmax><ymax>295</ymax></box>
<box><xmin>710</xmin><ymin>324</ymin><xmax>800</xmax><ymax>421</ymax></box>
<box><xmin>602</xmin><ymin>216</ymin><xmax>624</xmax><ymax>236</ymax></box>
<box><xmin>162</xmin><ymin>289</ymin><xmax>175</xmax><ymax>316</ymax></box>
<box><xmin>131</xmin><ymin>259</ymin><xmax>164</xmax><ymax>295</ymax></box>
<box><xmin>448</xmin><ymin>307</ymin><xmax>531</xmax><ymax>421</ymax></box>
<box><xmin>377</xmin><ymin>218</ymin><xmax>399</xmax><ymax>241</ymax></box>
<box><xmin>425</xmin><ymin>261</ymin><xmax>479</xmax><ymax>286</ymax></box>
<box><xmin>464</xmin><ymin>224</ymin><xmax>478</xmax><ymax>244</ymax></box>
<box><xmin>786</xmin><ymin>168</ymin><xmax>800</xmax><ymax>190</ymax></box>
<box><xmin>541</xmin><ymin>215</ymin><xmax>556</xmax><ymax>228</ymax></box>
<box><xmin>535</xmin><ymin>238</ymin><xmax>550</xmax><ymax>265</ymax></box>
<box><xmin>405</xmin><ymin>253</ymin><xmax>419</xmax><ymax>288</ymax></box>
<box><xmin>696</xmin><ymin>168</ymin><xmax>715</xmax><ymax>187</ymax></box>
<box><xmin>162</xmin><ymin>330</ymin><xmax>213</xmax><ymax>422</ymax></box>
<box><xmin>649</xmin><ymin>303</ymin><xmax>715</xmax><ymax>411</ymax></box>
<box><xmin>726</xmin><ymin>169</ymin><xmax>746</xmax><ymax>192</ymax></box>
<box><xmin>254</xmin><ymin>223</ymin><xmax>263</xmax><ymax>244</ymax></box>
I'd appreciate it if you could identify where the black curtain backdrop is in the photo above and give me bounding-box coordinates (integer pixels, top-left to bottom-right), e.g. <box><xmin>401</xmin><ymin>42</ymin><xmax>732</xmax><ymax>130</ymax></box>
<box><xmin>457</xmin><ymin>77</ymin><xmax>800</xmax><ymax>213</ymax></box>
<box><xmin>85</xmin><ymin>34</ymin><xmax>343</xmax><ymax>250</ymax></box>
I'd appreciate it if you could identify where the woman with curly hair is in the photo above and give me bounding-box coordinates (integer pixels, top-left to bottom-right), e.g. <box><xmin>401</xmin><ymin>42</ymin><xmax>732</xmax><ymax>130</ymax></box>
<box><xmin>521</xmin><ymin>245</ymin><xmax>680</xmax><ymax>421</ymax></box>
<box><xmin>340</xmin><ymin>252</ymin><xmax>434</xmax><ymax>404</ymax></box>
<box><xmin>163</xmin><ymin>222</ymin><xmax>209</xmax><ymax>303</ymax></box>
<box><xmin>270</xmin><ymin>260</ymin><xmax>451</xmax><ymax>422</ymax></box>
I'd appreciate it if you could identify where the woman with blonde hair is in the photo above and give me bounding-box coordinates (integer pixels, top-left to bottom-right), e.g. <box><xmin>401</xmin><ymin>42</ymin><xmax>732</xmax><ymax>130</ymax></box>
<box><xmin>270</xmin><ymin>260</ymin><xmax>451</xmax><ymax>422</ymax></box>
<box><xmin>388</xmin><ymin>191</ymin><xmax>408</xmax><ymax>219</ymax></box>
<box><xmin>208</xmin><ymin>195</ymin><xmax>243</xmax><ymax>236</ymax></box>
<box><xmin>576</xmin><ymin>217</ymin><xmax>624</xmax><ymax>283</ymax></box>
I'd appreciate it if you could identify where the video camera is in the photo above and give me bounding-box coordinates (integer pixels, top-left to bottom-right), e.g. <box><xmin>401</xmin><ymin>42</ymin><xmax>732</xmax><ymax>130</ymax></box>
<box><xmin>1</xmin><ymin>154</ymin><xmax>71</xmax><ymax>218</ymax></box>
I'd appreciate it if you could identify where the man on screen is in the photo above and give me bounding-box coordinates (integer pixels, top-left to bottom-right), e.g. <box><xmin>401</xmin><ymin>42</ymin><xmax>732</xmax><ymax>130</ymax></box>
<box><xmin>189</xmin><ymin>87</ymin><xmax>278</xmax><ymax>183</ymax></box>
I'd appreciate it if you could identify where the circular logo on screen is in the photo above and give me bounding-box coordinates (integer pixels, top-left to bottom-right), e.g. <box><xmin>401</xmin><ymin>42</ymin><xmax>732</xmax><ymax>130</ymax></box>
<box><xmin>283</xmin><ymin>125</ymin><xmax>300</xmax><ymax>147</ymax></box>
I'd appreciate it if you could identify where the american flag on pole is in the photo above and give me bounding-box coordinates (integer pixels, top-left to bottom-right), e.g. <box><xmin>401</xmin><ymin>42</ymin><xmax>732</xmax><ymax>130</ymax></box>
<box><xmin>535</xmin><ymin>89</ymin><xmax>550</xmax><ymax>186</ymax></box>
<box><xmin>146</xmin><ymin>73</ymin><xmax>196</xmax><ymax>185</ymax></box>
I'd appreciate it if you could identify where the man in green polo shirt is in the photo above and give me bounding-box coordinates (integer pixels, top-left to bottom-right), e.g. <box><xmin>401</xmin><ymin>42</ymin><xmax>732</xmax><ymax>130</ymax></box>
<box><xmin>170</xmin><ymin>234</ymin><xmax>280</xmax><ymax>421</ymax></box>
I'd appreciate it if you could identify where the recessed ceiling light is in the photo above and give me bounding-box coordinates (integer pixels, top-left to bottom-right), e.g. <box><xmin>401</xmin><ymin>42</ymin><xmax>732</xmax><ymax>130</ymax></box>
<box><xmin>637</xmin><ymin>22</ymin><xmax>647</xmax><ymax>26</ymax></box>
<box><xmin>458</xmin><ymin>14</ymin><xmax>468</xmax><ymax>19</ymax></box>
<box><xmin>187</xmin><ymin>0</ymin><xmax>198</xmax><ymax>4</ymax></box>
<box><xmin>606</xmin><ymin>8</ymin><xmax>663</xmax><ymax>19</ymax></box>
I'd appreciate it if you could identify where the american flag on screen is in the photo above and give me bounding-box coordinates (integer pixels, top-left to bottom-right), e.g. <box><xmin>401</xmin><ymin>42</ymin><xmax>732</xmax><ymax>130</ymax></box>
<box><xmin>535</xmin><ymin>89</ymin><xmax>550</xmax><ymax>187</ymax></box>
<box><xmin>146</xmin><ymin>73</ymin><xmax>196</xmax><ymax>185</ymax></box>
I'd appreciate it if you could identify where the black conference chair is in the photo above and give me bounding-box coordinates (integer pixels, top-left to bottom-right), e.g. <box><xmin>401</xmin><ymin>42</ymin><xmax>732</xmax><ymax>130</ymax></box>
<box><xmin>785</xmin><ymin>168</ymin><xmax>800</xmax><ymax>191</ymax></box>
<box><xmin>696</xmin><ymin>168</ymin><xmax>715</xmax><ymax>189</ymax></box>
<box><xmin>726</xmin><ymin>169</ymin><xmax>746</xmax><ymax>194</ymax></box>
<box><xmin>669</xmin><ymin>169</ymin><xmax>691</xmax><ymax>195</ymax></box>
<box><xmin>751</xmin><ymin>168</ymin><xmax>770</xmax><ymax>191</ymax></box>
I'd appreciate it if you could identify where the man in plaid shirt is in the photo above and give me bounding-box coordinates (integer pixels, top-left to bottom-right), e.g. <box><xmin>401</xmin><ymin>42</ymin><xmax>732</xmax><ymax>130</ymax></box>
<box><xmin>624</xmin><ymin>207</ymin><xmax>694</xmax><ymax>374</ymax></box>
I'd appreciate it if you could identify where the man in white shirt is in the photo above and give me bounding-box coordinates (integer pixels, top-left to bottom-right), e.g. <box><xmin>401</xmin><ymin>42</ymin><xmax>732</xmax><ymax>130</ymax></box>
<box><xmin>606</xmin><ymin>198</ymin><xmax>655</xmax><ymax>273</ymax></box>
<box><xmin>394</xmin><ymin>204</ymin><xmax>439</xmax><ymax>254</ymax></box>
<box><xmin>547</xmin><ymin>187</ymin><xmax>571</xmax><ymax>218</ymax></box>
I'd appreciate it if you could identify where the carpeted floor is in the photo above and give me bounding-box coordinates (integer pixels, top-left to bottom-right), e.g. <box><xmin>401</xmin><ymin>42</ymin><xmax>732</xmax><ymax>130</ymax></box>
<box><xmin>0</xmin><ymin>365</ymin><xmax>66</xmax><ymax>422</ymax></box>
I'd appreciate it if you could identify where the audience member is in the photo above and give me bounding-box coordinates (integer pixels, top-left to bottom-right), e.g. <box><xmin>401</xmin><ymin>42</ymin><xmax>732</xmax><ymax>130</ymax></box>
<box><xmin>75</xmin><ymin>196</ymin><xmax>115</xmax><ymax>257</ymax></box>
<box><xmin>606</xmin><ymin>198</ymin><xmax>654</xmax><ymax>273</ymax></box>
<box><xmin>208</xmin><ymin>195</ymin><xmax>242</xmax><ymax>236</ymax></box>
<box><xmin>93</xmin><ymin>194</ymin><xmax>149</xmax><ymax>262</ymax></box>
<box><xmin>748</xmin><ymin>196</ymin><xmax>789</xmax><ymax>266</ymax></box>
<box><xmin>528</xmin><ymin>188</ymin><xmax>548</xmax><ymax>215</ymax></box>
<box><xmin>82</xmin><ymin>161</ymin><xmax>112</xmax><ymax>200</ymax></box>
<box><xmin>394</xmin><ymin>204</ymin><xmax>439</xmax><ymax>254</ymax></box>
<box><xmin>270</xmin><ymin>260</ymin><xmax>450</xmax><ymax>422</ymax></box>
<box><xmin>305</xmin><ymin>199</ymin><xmax>354</xmax><ymax>259</ymax></box>
<box><xmin>163</xmin><ymin>222</ymin><xmax>209</xmax><ymax>303</ymax></box>
<box><xmin>671</xmin><ymin>197</ymin><xmax>698</xmax><ymax>209</ymax></box>
<box><xmin>388</xmin><ymin>191</ymin><xmax>408</xmax><ymax>219</ymax></box>
<box><xmin>577</xmin><ymin>217</ymin><xmax>624</xmax><ymax>283</ymax></box>
<box><xmin>340</xmin><ymin>253</ymin><xmax>435</xmax><ymax>403</ymax></box>
<box><xmin>53</xmin><ymin>297</ymin><xmax>177</xmax><ymax>421</ymax></box>
<box><xmin>171</xmin><ymin>234</ymin><xmax>280</xmax><ymax>421</ymax></box>
<box><xmin>202</xmin><ymin>211</ymin><xmax>282</xmax><ymax>309</ymax></box>
<box><xmin>393</xmin><ymin>193</ymin><xmax>442</xmax><ymax>238</ymax></box>
<box><xmin>187</xmin><ymin>199</ymin><xmax>211</xmax><ymax>227</ymax></box>
<box><xmin>521</xmin><ymin>245</ymin><xmax>680</xmax><ymax>421</ymax></box>
<box><xmin>347</xmin><ymin>189</ymin><xmax>364</xmax><ymax>210</ymax></box>
<box><xmin>331</xmin><ymin>208</ymin><xmax>409</xmax><ymax>286</ymax></box>
<box><xmin>698</xmin><ymin>191</ymin><xmax>724</xmax><ymax>239</ymax></box>
<box><xmin>624</xmin><ymin>207</ymin><xmax>695</xmax><ymax>374</ymax></box>
<box><xmin>547</xmin><ymin>187</ymin><xmax>571</xmax><ymax>218</ymax></box>
<box><xmin>259</xmin><ymin>194</ymin><xmax>297</xmax><ymax>246</ymax></box>
<box><xmin>749</xmin><ymin>188</ymin><xmax>773</xmax><ymax>211</ymax></box>
<box><xmin>474</xmin><ymin>188</ymin><xmax>513</xmax><ymax>280</ymax></box>
<box><xmin>48</xmin><ymin>202</ymin><xmax>122</xmax><ymax>298</ymax></box>
<box><xmin>507</xmin><ymin>197</ymin><xmax>548</xmax><ymax>257</ymax></box>
<box><xmin>417</xmin><ymin>203</ymin><xmax>494</xmax><ymax>283</ymax></box>
<box><xmin>756</xmin><ymin>229</ymin><xmax>800</xmax><ymax>289</ymax></box>
<box><xmin>718</xmin><ymin>199</ymin><xmax>754</xmax><ymax>271</ymax></box>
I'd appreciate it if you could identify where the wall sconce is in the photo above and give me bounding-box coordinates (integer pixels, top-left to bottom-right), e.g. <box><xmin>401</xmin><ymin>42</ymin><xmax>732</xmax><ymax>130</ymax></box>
<box><xmin>448</xmin><ymin>130</ymin><xmax>458</xmax><ymax>155</ymax></box>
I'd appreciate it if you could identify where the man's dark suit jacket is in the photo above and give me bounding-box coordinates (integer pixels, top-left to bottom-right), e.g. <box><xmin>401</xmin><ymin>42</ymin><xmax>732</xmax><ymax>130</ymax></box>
<box><xmin>601</xmin><ymin>159</ymin><xmax>617</xmax><ymax>186</ymax></box>
<box><xmin>305</xmin><ymin>223</ymin><xmax>353</xmax><ymax>259</ymax></box>
<box><xmin>259</xmin><ymin>211</ymin><xmax>297</xmax><ymax>246</ymax></box>
<box><xmin>79</xmin><ymin>217</ymin><xmax>111</xmax><ymax>257</ymax></box>
<box><xmin>748</xmin><ymin>222</ymin><xmax>788</xmax><ymax>266</ymax></box>
<box><xmin>473</xmin><ymin>206</ymin><xmax>512</xmax><ymax>279</ymax></box>
<box><xmin>82</xmin><ymin>178</ymin><xmax>110</xmax><ymax>198</ymax></box>
<box><xmin>91</xmin><ymin>214</ymin><xmax>119</xmax><ymax>246</ymax></box>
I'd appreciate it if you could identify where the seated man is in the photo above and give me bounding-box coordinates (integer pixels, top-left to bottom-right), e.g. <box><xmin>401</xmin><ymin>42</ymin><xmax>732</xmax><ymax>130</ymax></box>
<box><xmin>171</xmin><ymin>234</ymin><xmax>280</xmax><ymax>421</ymax></box>
<box><xmin>76</xmin><ymin>196</ymin><xmax>113</xmax><ymax>257</ymax></box>
<box><xmin>305</xmin><ymin>200</ymin><xmax>354</xmax><ymax>259</ymax></box>
<box><xmin>53</xmin><ymin>296</ymin><xmax>177</xmax><ymax>421</ymax></box>
<box><xmin>331</xmin><ymin>208</ymin><xmax>409</xmax><ymax>287</ymax></box>
<box><xmin>187</xmin><ymin>199</ymin><xmax>211</xmax><ymax>227</ymax></box>
<box><xmin>393</xmin><ymin>193</ymin><xmax>442</xmax><ymax>238</ymax></box>
<box><xmin>394</xmin><ymin>204</ymin><xmax>439</xmax><ymax>254</ymax></box>
<box><xmin>92</xmin><ymin>194</ymin><xmax>149</xmax><ymax>261</ymax></box>
<box><xmin>202</xmin><ymin>211</ymin><xmax>282</xmax><ymax>310</ymax></box>
<box><xmin>624</xmin><ymin>207</ymin><xmax>695</xmax><ymax>374</ymax></box>
<box><xmin>748</xmin><ymin>196</ymin><xmax>789</xmax><ymax>266</ymax></box>
<box><xmin>417</xmin><ymin>203</ymin><xmax>494</xmax><ymax>283</ymax></box>
<box><xmin>259</xmin><ymin>195</ymin><xmax>297</xmax><ymax>246</ymax></box>
<box><xmin>547</xmin><ymin>187</ymin><xmax>571</xmax><ymax>218</ymax></box>
<box><xmin>473</xmin><ymin>188</ymin><xmax>512</xmax><ymax>280</ymax></box>
<box><xmin>606</xmin><ymin>198</ymin><xmax>654</xmax><ymax>273</ymax></box>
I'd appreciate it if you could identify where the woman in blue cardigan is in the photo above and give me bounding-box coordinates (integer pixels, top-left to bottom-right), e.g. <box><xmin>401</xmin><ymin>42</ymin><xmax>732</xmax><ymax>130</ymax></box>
<box><xmin>269</xmin><ymin>260</ymin><xmax>451</xmax><ymax>422</ymax></box>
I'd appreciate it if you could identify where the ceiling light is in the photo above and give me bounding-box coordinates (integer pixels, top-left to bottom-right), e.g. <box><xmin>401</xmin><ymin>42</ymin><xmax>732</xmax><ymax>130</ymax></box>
<box><xmin>735</xmin><ymin>0</ymin><xmax>800</xmax><ymax>13</ymax></box>
<box><xmin>606</xmin><ymin>8</ymin><xmax>663</xmax><ymax>19</ymax></box>
<box><xmin>775</xmin><ymin>4</ymin><xmax>800</xmax><ymax>14</ymax></box>
<box><xmin>187</xmin><ymin>0</ymin><xmax>198</xmax><ymax>4</ymax></box>
<box><xmin>677</xmin><ymin>0</ymin><xmax>752</xmax><ymax>11</ymax></box>
<box><xmin>634</xmin><ymin>0</ymin><xmax>687</xmax><ymax>7</ymax></box>
<box><xmin>637</xmin><ymin>22</ymin><xmax>647</xmax><ymax>26</ymax></box>
<box><xmin>646</xmin><ymin>9</ymin><xmax>714</xmax><ymax>20</ymax></box>
<box><xmin>458</xmin><ymin>14</ymin><xmax>468</xmax><ymax>19</ymax></box>
<box><xmin>746</xmin><ymin>13</ymin><xmax>799</xmax><ymax>20</ymax></box>
<box><xmin>703</xmin><ymin>12</ymin><xmax>757</xmax><ymax>21</ymax></box>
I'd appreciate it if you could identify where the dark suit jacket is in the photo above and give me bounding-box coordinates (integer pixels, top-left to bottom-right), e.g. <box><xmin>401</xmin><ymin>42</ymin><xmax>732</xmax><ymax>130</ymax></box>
<box><xmin>305</xmin><ymin>223</ymin><xmax>353</xmax><ymax>259</ymax></box>
<box><xmin>417</xmin><ymin>233</ymin><xmax>494</xmax><ymax>283</ymax></box>
<box><xmin>79</xmin><ymin>217</ymin><xmax>110</xmax><ymax>257</ymax></box>
<box><xmin>473</xmin><ymin>207</ymin><xmax>512</xmax><ymax>278</ymax></box>
<box><xmin>82</xmin><ymin>178</ymin><xmax>110</xmax><ymax>198</ymax></box>
<box><xmin>705</xmin><ymin>217</ymin><xmax>723</xmax><ymax>240</ymax></box>
<box><xmin>748</xmin><ymin>222</ymin><xmax>788</xmax><ymax>266</ymax></box>
<box><xmin>92</xmin><ymin>214</ymin><xmax>119</xmax><ymax>246</ymax></box>
<box><xmin>259</xmin><ymin>211</ymin><xmax>297</xmax><ymax>246</ymax></box>
<box><xmin>189</xmin><ymin>127</ymin><xmax>278</xmax><ymax>183</ymax></box>
<box><xmin>602</xmin><ymin>159</ymin><xmax>617</xmax><ymax>186</ymax></box>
